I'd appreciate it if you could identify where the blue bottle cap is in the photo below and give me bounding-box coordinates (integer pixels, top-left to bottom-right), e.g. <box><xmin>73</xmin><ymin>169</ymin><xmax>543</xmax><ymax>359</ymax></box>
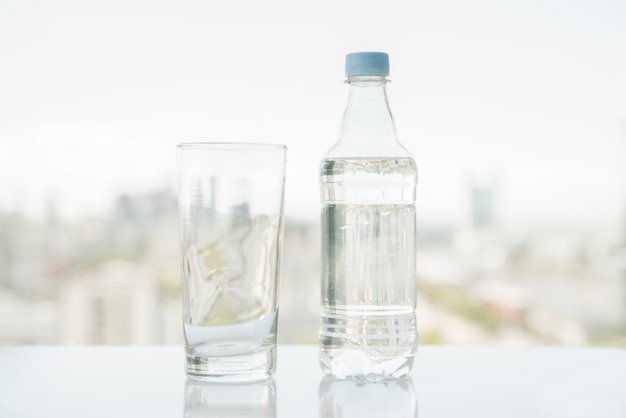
<box><xmin>345</xmin><ymin>52</ymin><xmax>390</xmax><ymax>77</ymax></box>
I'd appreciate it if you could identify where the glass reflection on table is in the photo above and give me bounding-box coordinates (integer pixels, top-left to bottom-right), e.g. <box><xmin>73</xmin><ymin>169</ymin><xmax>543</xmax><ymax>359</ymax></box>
<box><xmin>319</xmin><ymin>375</ymin><xmax>418</xmax><ymax>418</ymax></box>
<box><xmin>184</xmin><ymin>378</ymin><xmax>276</xmax><ymax>418</ymax></box>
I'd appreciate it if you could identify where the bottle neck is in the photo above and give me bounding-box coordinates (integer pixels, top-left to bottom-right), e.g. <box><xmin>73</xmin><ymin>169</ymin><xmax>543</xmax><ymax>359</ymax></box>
<box><xmin>328</xmin><ymin>76</ymin><xmax>408</xmax><ymax>158</ymax></box>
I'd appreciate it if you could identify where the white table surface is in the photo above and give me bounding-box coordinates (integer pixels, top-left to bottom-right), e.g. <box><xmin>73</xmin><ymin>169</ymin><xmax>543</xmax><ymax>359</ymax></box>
<box><xmin>0</xmin><ymin>345</ymin><xmax>624</xmax><ymax>417</ymax></box>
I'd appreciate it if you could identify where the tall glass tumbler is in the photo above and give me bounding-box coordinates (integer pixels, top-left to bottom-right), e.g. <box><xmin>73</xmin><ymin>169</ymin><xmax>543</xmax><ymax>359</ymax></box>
<box><xmin>178</xmin><ymin>143</ymin><xmax>287</xmax><ymax>382</ymax></box>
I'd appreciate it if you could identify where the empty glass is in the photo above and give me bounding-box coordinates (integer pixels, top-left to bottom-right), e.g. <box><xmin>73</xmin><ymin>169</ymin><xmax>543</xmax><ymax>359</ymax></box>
<box><xmin>178</xmin><ymin>143</ymin><xmax>287</xmax><ymax>382</ymax></box>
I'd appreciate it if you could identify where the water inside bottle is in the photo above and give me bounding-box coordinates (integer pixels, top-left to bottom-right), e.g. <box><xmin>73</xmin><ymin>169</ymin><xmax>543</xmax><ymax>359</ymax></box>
<box><xmin>320</xmin><ymin>157</ymin><xmax>418</xmax><ymax>380</ymax></box>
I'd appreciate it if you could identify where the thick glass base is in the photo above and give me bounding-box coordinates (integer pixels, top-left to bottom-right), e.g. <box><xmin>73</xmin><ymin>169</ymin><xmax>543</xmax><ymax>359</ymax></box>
<box><xmin>185</xmin><ymin>344</ymin><xmax>276</xmax><ymax>383</ymax></box>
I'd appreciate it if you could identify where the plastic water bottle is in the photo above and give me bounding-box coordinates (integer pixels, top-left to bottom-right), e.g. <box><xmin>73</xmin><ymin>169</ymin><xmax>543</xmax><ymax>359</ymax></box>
<box><xmin>319</xmin><ymin>52</ymin><xmax>418</xmax><ymax>381</ymax></box>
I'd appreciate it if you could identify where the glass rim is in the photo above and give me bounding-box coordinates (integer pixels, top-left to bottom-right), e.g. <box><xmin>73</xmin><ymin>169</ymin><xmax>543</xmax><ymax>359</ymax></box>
<box><xmin>177</xmin><ymin>142</ymin><xmax>287</xmax><ymax>151</ymax></box>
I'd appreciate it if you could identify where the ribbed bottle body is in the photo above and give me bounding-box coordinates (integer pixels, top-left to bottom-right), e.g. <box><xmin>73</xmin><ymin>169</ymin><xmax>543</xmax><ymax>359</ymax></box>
<box><xmin>319</xmin><ymin>157</ymin><xmax>418</xmax><ymax>380</ymax></box>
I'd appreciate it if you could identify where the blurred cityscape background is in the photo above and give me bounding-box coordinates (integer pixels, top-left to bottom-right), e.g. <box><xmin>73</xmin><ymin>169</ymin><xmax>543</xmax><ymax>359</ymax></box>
<box><xmin>1</xmin><ymin>0</ymin><xmax>625</xmax><ymax>347</ymax></box>
<box><xmin>0</xmin><ymin>186</ymin><xmax>624</xmax><ymax>346</ymax></box>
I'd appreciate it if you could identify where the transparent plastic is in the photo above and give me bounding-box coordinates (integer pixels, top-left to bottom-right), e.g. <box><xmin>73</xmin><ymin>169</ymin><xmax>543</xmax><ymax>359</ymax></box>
<box><xmin>319</xmin><ymin>71</ymin><xmax>419</xmax><ymax>381</ymax></box>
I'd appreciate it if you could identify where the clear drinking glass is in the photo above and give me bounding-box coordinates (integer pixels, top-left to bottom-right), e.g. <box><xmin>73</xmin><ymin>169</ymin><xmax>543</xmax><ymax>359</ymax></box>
<box><xmin>178</xmin><ymin>142</ymin><xmax>287</xmax><ymax>382</ymax></box>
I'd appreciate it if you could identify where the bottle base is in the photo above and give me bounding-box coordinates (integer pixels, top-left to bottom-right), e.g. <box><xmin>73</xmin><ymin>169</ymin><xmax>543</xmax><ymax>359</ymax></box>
<box><xmin>319</xmin><ymin>308</ymin><xmax>418</xmax><ymax>381</ymax></box>
<box><xmin>319</xmin><ymin>347</ymin><xmax>416</xmax><ymax>382</ymax></box>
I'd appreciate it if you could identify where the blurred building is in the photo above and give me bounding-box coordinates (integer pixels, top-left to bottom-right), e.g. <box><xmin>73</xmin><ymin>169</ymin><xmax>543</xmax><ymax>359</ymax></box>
<box><xmin>61</xmin><ymin>261</ymin><xmax>158</xmax><ymax>344</ymax></box>
<box><xmin>277</xmin><ymin>220</ymin><xmax>320</xmax><ymax>344</ymax></box>
<box><xmin>0</xmin><ymin>289</ymin><xmax>60</xmax><ymax>344</ymax></box>
<box><xmin>0</xmin><ymin>213</ymin><xmax>47</xmax><ymax>296</ymax></box>
<box><xmin>471</xmin><ymin>185</ymin><xmax>496</xmax><ymax>230</ymax></box>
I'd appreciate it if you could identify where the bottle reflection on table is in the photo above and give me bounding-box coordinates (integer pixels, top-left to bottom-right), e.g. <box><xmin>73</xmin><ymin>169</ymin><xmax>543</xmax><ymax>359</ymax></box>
<box><xmin>319</xmin><ymin>375</ymin><xmax>418</xmax><ymax>418</ymax></box>
<box><xmin>184</xmin><ymin>378</ymin><xmax>276</xmax><ymax>418</ymax></box>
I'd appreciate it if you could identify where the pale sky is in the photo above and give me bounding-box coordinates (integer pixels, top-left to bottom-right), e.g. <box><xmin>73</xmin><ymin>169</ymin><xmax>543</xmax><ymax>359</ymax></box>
<box><xmin>0</xmin><ymin>0</ymin><xmax>625</xmax><ymax>225</ymax></box>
